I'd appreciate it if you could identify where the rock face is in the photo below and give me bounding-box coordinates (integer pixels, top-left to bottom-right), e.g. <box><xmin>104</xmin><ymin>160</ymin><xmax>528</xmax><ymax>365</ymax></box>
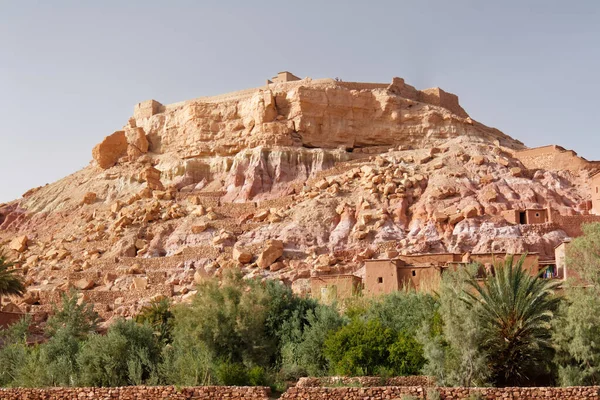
<box><xmin>1</xmin><ymin>73</ymin><xmax>596</xmax><ymax>323</ymax></box>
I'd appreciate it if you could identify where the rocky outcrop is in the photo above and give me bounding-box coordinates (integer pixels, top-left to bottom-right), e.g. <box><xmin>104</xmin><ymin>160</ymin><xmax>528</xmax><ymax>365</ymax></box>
<box><xmin>92</xmin><ymin>131</ymin><xmax>128</xmax><ymax>169</ymax></box>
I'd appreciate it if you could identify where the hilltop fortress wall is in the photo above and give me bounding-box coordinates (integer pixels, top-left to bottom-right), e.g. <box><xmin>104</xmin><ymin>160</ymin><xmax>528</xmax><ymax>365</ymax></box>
<box><xmin>514</xmin><ymin>145</ymin><xmax>600</xmax><ymax>172</ymax></box>
<box><xmin>133</xmin><ymin>76</ymin><xmax>469</xmax><ymax>120</ymax></box>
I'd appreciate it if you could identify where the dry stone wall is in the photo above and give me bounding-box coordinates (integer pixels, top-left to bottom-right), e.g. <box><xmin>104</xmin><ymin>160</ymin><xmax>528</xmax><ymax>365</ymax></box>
<box><xmin>0</xmin><ymin>386</ymin><xmax>271</xmax><ymax>400</ymax></box>
<box><xmin>2</xmin><ymin>384</ymin><xmax>600</xmax><ymax>399</ymax></box>
<box><xmin>296</xmin><ymin>375</ymin><xmax>433</xmax><ymax>387</ymax></box>
<box><xmin>280</xmin><ymin>386</ymin><xmax>426</xmax><ymax>399</ymax></box>
<box><xmin>283</xmin><ymin>385</ymin><xmax>600</xmax><ymax>400</ymax></box>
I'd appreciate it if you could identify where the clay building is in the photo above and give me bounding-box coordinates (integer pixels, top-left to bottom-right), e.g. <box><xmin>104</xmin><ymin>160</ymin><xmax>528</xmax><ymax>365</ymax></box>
<box><xmin>267</xmin><ymin>71</ymin><xmax>301</xmax><ymax>85</ymax></box>
<box><xmin>501</xmin><ymin>208</ymin><xmax>549</xmax><ymax>225</ymax></box>
<box><xmin>364</xmin><ymin>259</ymin><xmax>442</xmax><ymax>296</ymax></box>
<box><xmin>133</xmin><ymin>99</ymin><xmax>164</xmax><ymax>120</ymax></box>
<box><xmin>592</xmin><ymin>172</ymin><xmax>600</xmax><ymax>216</ymax></box>
<box><xmin>364</xmin><ymin>253</ymin><xmax>541</xmax><ymax>296</ymax></box>
<box><xmin>310</xmin><ymin>275</ymin><xmax>362</xmax><ymax>304</ymax></box>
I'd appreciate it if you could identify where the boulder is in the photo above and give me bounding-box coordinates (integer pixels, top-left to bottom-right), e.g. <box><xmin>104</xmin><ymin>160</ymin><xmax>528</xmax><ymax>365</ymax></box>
<box><xmin>82</xmin><ymin>192</ymin><xmax>97</xmax><ymax>205</ymax></box>
<box><xmin>257</xmin><ymin>240</ymin><xmax>284</xmax><ymax>269</ymax></box>
<box><xmin>9</xmin><ymin>235</ymin><xmax>28</xmax><ymax>253</ymax></box>
<box><xmin>463</xmin><ymin>205</ymin><xmax>479</xmax><ymax>218</ymax></box>
<box><xmin>141</xmin><ymin>166</ymin><xmax>164</xmax><ymax>191</ymax></box>
<box><xmin>269</xmin><ymin>261</ymin><xmax>285</xmax><ymax>272</ymax></box>
<box><xmin>233</xmin><ymin>247</ymin><xmax>253</xmax><ymax>264</ymax></box>
<box><xmin>92</xmin><ymin>131</ymin><xmax>128</xmax><ymax>169</ymax></box>
<box><xmin>448</xmin><ymin>212</ymin><xmax>465</xmax><ymax>225</ymax></box>
<box><xmin>73</xmin><ymin>278</ymin><xmax>95</xmax><ymax>290</ymax></box>
<box><xmin>510</xmin><ymin>167</ymin><xmax>523</xmax><ymax>177</ymax></box>
<box><xmin>191</xmin><ymin>223</ymin><xmax>208</xmax><ymax>234</ymax></box>
<box><xmin>132</xmin><ymin>277</ymin><xmax>148</xmax><ymax>290</ymax></box>
<box><xmin>472</xmin><ymin>155</ymin><xmax>485</xmax><ymax>165</ymax></box>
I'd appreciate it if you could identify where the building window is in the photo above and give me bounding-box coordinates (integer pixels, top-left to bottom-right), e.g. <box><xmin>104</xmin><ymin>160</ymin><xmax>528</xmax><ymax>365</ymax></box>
<box><xmin>535</xmin><ymin>212</ymin><xmax>540</xmax><ymax>218</ymax></box>
<box><xmin>377</xmin><ymin>277</ymin><xmax>383</xmax><ymax>284</ymax></box>
<box><xmin>597</xmin><ymin>186</ymin><xmax>599</xmax><ymax>194</ymax></box>
<box><xmin>412</xmin><ymin>270</ymin><xmax>416</xmax><ymax>277</ymax></box>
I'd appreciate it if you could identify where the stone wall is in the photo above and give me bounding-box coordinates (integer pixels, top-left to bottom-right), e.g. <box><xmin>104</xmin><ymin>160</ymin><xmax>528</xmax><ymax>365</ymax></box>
<box><xmin>0</xmin><ymin>386</ymin><xmax>271</xmax><ymax>400</ymax></box>
<box><xmin>296</xmin><ymin>376</ymin><xmax>434</xmax><ymax>387</ymax></box>
<box><xmin>514</xmin><ymin>145</ymin><xmax>598</xmax><ymax>172</ymax></box>
<box><xmin>280</xmin><ymin>386</ymin><xmax>425</xmax><ymax>399</ymax></box>
<box><xmin>282</xmin><ymin>385</ymin><xmax>600</xmax><ymax>400</ymax></box>
<box><xmin>438</xmin><ymin>386</ymin><xmax>600</xmax><ymax>399</ymax></box>
<box><xmin>2</xmin><ymin>384</ymin><xmax>600</xmax><ymax>399</ymax></box>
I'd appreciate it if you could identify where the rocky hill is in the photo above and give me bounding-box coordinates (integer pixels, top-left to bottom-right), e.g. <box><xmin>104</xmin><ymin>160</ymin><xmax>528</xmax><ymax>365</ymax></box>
<box><xmin>0</xmin><ymin>74</ymin><xmax>596</xmax><ymax>323</ymax></box>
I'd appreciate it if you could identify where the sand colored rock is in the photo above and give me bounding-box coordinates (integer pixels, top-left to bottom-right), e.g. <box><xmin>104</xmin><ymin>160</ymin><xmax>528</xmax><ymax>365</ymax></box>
<box><xmin>257</xmin><ymin>240</ymin><xmax>284</xmax><ymax>269</ymax></box>
<box><xmin>92</xmin><ymin>131</ymin><xmax>128</xmax><ymax>169</ymax></box>
<box><xmin>9</xmin><ymin>235</ymin><xmax>28</xmax><ymax>252</ymax></box>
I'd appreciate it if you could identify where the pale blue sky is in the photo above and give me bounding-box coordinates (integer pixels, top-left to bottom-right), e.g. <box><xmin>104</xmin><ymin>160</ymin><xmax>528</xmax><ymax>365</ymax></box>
<box><xmin>1</xmin><ymin>1</ymin><xmax>599</xmax><ymax>202</ymax></box>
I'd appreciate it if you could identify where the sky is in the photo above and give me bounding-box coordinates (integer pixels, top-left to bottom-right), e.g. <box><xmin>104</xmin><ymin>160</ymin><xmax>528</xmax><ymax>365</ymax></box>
<box><xmin>1</xmin><ymin>1</ymin><xmax>599</xmax><ymax>202</ymax></box>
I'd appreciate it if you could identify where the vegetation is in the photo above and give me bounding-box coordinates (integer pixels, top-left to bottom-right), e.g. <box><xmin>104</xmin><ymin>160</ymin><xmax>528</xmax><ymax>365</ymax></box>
<box><xmin>3</xmin><ymin>223</ymin><xmax>600</xmax><ymax>389</ymax></box>
<box><xmin>0</xmin><ymin>252</ymin><xmax>25</xmax><ymax>299</ymax></box>
<box><xmin>463</xmin><ymin>255</ymin><xmax>561</xmax><ymax>386</ymax></box>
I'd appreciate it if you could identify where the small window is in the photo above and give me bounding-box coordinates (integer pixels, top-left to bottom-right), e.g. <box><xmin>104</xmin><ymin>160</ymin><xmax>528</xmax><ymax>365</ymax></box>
<box><xmin>597</xmin><ymin>186</ymin><xmax>599</xmax><ymax>194</ymax></box>
<box><xmin>535</xmin><ymin>212</ymin><xmax>540</xmax><ymax>218</ymax></box>
<box><xmin>412</xmin><ymin>270</ymin><xmax>416</xmax><ymax>277</ymax></box>
<box><xmin>377</xmin><ymin>277</ymin><xmax>383</xmax><ymax>284</ymax></box>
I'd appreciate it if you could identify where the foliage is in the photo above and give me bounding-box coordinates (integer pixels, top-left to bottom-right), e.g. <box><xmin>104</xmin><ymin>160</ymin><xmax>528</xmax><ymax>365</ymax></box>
<box><xmin>426</xmin><ymin>388</ymin><xmax>441</xmax><ymax>400</ymax></box>
<box><xmin>77</xmin><ymin>319</ymin><xmax>161</xmax><ymax>387</ymax></box>
<box><xmin>158</xmin><ymin>337</ymin><xmax>215</xmax><ymax>386</ymax></box>
<box><xmin>324</xmin><ymin>319</ymin><xmax>424</xmax><ymax>376</ymax></box>
<box><xmin>420</xmin><ymin>264</ymin><xmax>490</xmax><ymax>387</ymax></box>
<box><xmin>0</xmin><ymin>252</ymin><xmax>25</xmax><ymax>297</ymax></box>
<box><xmin>365</xmin><ymin>289</ymin><xmax>438</xmax><ymax>335</ymax></box>
<box><xmin>280</xmin><ymin>304</ymin><xmax>345</xmax><ymax>377</ymax></box>
<box><xmin>135</xmin><ymin>298</ymin><xmax>175</xmax><ymax>344</ymax></box>
<box><xmin>463</xmin><ymin>255</ymin><xmax>561</xmax><ymax>386</ymax></box>
<box><xmin>172</xmin><ymin>270</ymin><xmax>275</xmax><ymax>367</ymax></box>
<box><xmin>46</xmin><ymin>290</ymin><xmax>99</xmax><ymax>339</ymax></box>
<box><xmin>553</xmin><ymin>286</ymin><xmax>600</xmax><ymax>386</ymax></box>
<box><xmin>566</xmin><ymin>223</ymin><xmax>600</xmax><ymax>286</ymax></box>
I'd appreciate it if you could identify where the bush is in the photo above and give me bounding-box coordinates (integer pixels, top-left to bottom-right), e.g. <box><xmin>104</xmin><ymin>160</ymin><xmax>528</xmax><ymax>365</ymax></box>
<box><xmin>77</xmin><ymin>319</ymin><xmax>160</xmax><ymax>386</ymax></box>
<box><xmin>46</xmin><ymin>290</ymin><xmax>99</xmax><ymax>339</ymax></box>
<box><xmin>324</xmin><ymin>319</ymin><xmax>424</xmax><ymax>376</ymax></box>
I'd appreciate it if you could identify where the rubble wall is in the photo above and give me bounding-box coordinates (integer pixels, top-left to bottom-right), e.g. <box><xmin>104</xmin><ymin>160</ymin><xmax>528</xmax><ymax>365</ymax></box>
<box><xmin>0</xmin><ymin>386</ymin><xmax>271</xmax><ymax>400</ymax></box>
<box><xmin>282</xmin><ymin>385</ymin><xmax>600</xmax><ymax>400</ymax></box>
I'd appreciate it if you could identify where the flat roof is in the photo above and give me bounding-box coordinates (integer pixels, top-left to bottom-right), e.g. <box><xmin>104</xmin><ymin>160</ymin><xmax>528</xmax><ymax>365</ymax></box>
<box><xmin>365</xmin><ymin>252</ymin><xmax>539</xmax><ymax>263</ymax></box>
<box><xmin>311</xmin><ymin>274</ymin><xmax>360</xmax><ymax>280</ymax></box>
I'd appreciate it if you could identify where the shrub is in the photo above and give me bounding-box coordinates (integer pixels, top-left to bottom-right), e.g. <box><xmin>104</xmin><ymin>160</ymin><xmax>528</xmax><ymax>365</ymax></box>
<box><xmin>77</xmin><ymin>319</ymin><xmax>160</xmax><ymax>386</ymax></box>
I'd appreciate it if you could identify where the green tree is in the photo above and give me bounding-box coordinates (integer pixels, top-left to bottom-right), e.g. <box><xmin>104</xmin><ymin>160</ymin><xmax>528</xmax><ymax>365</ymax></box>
<box><xmin>135</xmin><ymin>298</ymin><xmax>174</xmax><ymax>344</ymax></box>
<box><xmin>280</xmin><ymin>304</ymin><xmax>345</xmax><ymax>377</ymax></box>
<box><xmin>553</xmin><ymin>286</ymin><xmax>600</xmax><ymax>386</ymax></box>
<box><xmin>463</xmin><ymin>255</ymin><xmax>561</xmax><ymax>386</ymax></box>
<box><xmin>420</xmin><ymin>264</ymin><xmax>490</xmax><ymax>387</ymax></box>
<box><xmin>46</xmin><ymin>290</ymin><xmax>99</xmax><ymax>339</ymax></box>
<box><xmin>324</xmin><ymin>319</ymin><xmax>424</xmax><ymax>376</ymax></box>
<box><xmin>0</xmin><ymin>252</ymin><xmax>25</xmax><ymax>301</ymax></box>
<box><xmin>565</xmin><ymin>223</ymin><xmax>600</xmax><ymax>285</ymax></box>
<box><xmin>172</xmin><ymin>270</ymin><xmax>274</xmax><ymax>367</ymax></box>
<box><xmin>77</xmin><ymin>319</ymin><xmax>161</xmax><ymax>387</ymax></box>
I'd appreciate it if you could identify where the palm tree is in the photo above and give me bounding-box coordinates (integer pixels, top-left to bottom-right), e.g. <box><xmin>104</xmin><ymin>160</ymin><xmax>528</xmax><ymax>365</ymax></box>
<box><xmin>0</xmin><ymin>251</ymin><xmax>26</xmax><ymax>301</ymax></box>
<box><xmin>463</xmin><ymin>255</ymin><xmax>561</xmax><ymax>386</ymax></box>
